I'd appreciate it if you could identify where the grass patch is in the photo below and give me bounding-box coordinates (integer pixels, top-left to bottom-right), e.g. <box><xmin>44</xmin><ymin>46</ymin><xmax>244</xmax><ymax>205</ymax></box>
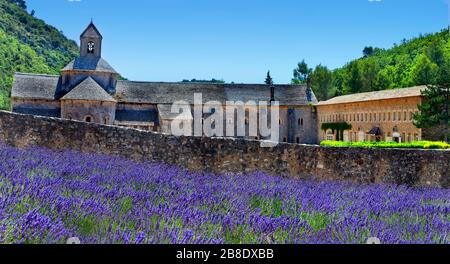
<box><xmin>250</xmin><ymin>196</ymin><xmax>283</xmax><ymax>217</ymax></box>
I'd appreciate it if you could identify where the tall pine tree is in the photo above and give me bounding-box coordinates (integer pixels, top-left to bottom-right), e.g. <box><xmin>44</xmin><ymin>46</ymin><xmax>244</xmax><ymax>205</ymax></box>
<box><xmin>265</xmin><ymin>71</ymin><xmax>273</xmax><ymax>85</ymax></box>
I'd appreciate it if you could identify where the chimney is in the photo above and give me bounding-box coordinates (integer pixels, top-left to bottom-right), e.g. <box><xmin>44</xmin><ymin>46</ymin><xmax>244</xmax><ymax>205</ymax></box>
<box><xmin>270</xmin><ymin>85</ymin><xmax>275</xmax><ymax>103</ymax></box>
<box><xmin>306</xmin><ymin>77</ymin><xmax>312</xmax><ymax>102</ymax></box>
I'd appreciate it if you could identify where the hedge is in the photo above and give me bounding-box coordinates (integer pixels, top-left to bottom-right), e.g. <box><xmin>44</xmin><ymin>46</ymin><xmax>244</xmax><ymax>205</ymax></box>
<box><xmin>320</xmin><ymin>141</ymin><xmax>450</xmax><ymax>150</ymax></box>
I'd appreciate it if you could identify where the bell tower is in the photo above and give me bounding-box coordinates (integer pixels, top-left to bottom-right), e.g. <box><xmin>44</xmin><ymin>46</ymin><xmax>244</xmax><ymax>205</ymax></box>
<box><xmin>80</xmin><ymin>22</ymin><xmax>102</xmax><ymax>58</ymax></box>
<box><xmin>58</xmin><ymin>21</ymin><xmax>119</xmax><ymax>98</ymax></box>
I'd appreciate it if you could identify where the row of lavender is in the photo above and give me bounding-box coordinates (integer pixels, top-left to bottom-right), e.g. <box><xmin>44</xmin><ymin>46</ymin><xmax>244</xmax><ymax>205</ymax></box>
<box><xmin>0</xmin><ymin>144</ymin><xmax>449</xmax><ymax>244</ymax></box>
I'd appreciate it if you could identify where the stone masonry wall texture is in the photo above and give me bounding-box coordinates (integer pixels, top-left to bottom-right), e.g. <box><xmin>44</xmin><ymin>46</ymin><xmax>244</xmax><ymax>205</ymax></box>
<box><xmin>0</xmin><ymin>111</ymin><xmax>449</xmax><ymax>188</ymax></box>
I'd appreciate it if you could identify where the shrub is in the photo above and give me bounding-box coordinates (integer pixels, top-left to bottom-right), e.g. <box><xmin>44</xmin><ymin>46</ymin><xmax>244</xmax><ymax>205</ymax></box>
<box><xmin>320</xmin><ymin>140</ymin><xmax>450</xmax><ymax>150</ymax></box>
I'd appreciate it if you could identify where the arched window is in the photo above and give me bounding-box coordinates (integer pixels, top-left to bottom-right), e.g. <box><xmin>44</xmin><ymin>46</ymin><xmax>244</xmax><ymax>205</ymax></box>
<box><xmin>85</xmin><ymin>116</ymin><xmax>93</xmax><ymax>123</ymax></box>
<box><xmin>104</xmin><ymin>116</ymin><xmax>109</xmax><ymax>124</ymax></box>
<box><xmin>87</xmin><ymin>41</ymin><xmax>95</xmax><ymax>54</ymax></box>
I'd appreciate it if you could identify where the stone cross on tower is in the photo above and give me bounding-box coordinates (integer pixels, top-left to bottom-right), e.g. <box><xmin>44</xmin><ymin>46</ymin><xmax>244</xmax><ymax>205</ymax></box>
<box><xmin>80</xmin><ymin>22</ymin><xmax>103</xmax><ymax>58</ymax></box>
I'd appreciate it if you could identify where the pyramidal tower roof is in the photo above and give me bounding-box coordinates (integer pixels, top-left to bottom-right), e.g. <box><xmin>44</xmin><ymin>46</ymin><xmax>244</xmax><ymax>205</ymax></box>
<box><xmin>61</xmin><ymin>57</ymin><xmax>118</xmax><ymax>74</ymax></box>
<box><xmin>80</xmin><ymin>21</ymin><xmax>103</xmax><ymax>39</ymax></box>
<box><xmin>61</xmin><ymin>77</ymin><xmax>116</xmax><ymax>102</ymax></box>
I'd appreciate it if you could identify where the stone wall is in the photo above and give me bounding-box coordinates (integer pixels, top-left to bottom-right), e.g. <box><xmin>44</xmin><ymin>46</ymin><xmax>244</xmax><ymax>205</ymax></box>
<box><xmin>0</xmin><ymin>111</ymin><xmax>448</xmax><ymax>188</ymax></box>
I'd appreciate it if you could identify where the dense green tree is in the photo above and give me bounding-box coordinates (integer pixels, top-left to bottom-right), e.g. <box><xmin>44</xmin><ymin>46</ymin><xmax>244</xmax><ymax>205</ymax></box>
<box><xmin>330</xmin><ymin>69</ymin><xmax>345</xmax><ymax>97</ymax></box>
<box><xmin>413</xmin><ymin>87</ymin><xmax>450</xmax><ymax>142</ymax></box>
<box><xmin>414</xmin><ymin>58</ymin><xmax>450</xmax><ymax>142</ymax></box>
<box><xmin>344</xmin><ymin>61</ymin><xmax>363</xmax><ymax>94</ymax></box>
<box><xmin>360</xmin><ymin>59</ymin><xmax>379</xmax><ymax>92</ymax></box>
<box><xmin>265</xmin><ymin>70</ymin><xmax>273</xmax><ymax>85</ymax></box>
<box><xmin>412</xmin><ymin>54</ymin><xmax>439</xmax><ymax>85</ymax></box>
<box><xmin>7</xmin><ymin>0</ymin><xmax>26</xmax><ymax>9</ymax></box>
<box><xmin>374</xmin><ymin>69</ymin><xmax>393</xmax><ymax>90</ymax></box>
<box><xmin>426</xmin><ymin>40</ymin><xmax>446</xmax><ymax>66</ymax></box>
<box><xmin>310</xmin><ymin>64</ymin><xmax>332</xmax><ymax>101</ymax></box>
<box><xmin>437</xmin><ymin>58</ymin><xmax>450</xmax><ymax>84</ymax></box>
<box><xmin>292</xmin><ymin>60</ymin><xmax>312</xmax><ymax>84</ymax></box>
<box><xmin>363</xmin><ymin>46</ymin><xmax>374</xmax><ymax>58</ymax></box>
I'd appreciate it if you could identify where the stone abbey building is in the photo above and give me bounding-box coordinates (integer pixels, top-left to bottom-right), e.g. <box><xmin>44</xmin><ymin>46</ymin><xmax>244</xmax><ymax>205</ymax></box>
<box><xmin>11</xmin><ymin>23</ymin><xmax>319</xmax><ymax>144</ymax></box>
<box><xmin>11</xmin><ymin>22</ymin><xmax>435</xmax><ymax>144</ymax></box>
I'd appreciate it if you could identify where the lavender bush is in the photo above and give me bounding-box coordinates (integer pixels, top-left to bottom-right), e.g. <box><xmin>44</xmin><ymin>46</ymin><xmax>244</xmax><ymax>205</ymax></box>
<box><xmin>0</xmin><ymin>144</ymin><xmax>449</xmax><ymax>244</ymax></box>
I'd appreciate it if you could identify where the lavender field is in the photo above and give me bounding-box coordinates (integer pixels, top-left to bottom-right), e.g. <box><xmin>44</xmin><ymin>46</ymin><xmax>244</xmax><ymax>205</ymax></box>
<box><xmin>0</xmin><ymin>144</ymin><xmax>449</xmax><ymax>244</ymax></box>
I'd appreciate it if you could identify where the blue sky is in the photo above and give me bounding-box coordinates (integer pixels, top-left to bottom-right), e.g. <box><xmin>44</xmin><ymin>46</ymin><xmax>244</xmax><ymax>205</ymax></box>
<box><xmin>27</xmin><ymin>0</ymin><xmax>449</xmax><ymax>84</ymax></box>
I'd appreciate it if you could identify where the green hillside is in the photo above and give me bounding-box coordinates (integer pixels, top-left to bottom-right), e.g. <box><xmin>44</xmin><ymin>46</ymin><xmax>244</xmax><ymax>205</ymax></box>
<box><xmin>299</xmin><ymin>29</ymin><xmax>450</xmax><ymax>101</ymax></box>
<box><xmin>0</xmin><ymin>0</ymin><xmax>78</xmax><ymax>110</ymax></box>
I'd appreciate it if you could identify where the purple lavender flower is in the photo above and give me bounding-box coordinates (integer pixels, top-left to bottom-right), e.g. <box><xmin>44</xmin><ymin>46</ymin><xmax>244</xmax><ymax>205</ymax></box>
<box><xmin>0</xmin><ymin>144</ymin><xmax>449</xmax><ymax>244</ymax></box>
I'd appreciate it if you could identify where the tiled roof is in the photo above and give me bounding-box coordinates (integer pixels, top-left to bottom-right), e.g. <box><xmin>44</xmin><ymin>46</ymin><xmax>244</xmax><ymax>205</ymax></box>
<box><xmin>61</xmin><ymin>57</ymin><xmax>118</xmax><ymax>74</ymax></box>
<box><xmin>316</xmin><ymin>86</ymin><xmax>426</xmax><ymax>106</ymax></box>
<box><xmin>61</xmin><ymin>77</ymin><xmax>116</xmax><ymax>102</ymax></box>
<box><xmin>12</xmin><ymin>73</ymin><xmax>317</xmax><ymax>106</ymax></box>
<box><xmin>116</xmin><ymin>81</ymin><xmax>316</xmax><ymax>106</ymax></box>
<box><xmin>11</xmin><ymin>73</ymin><xmax>60</xmax><ymax>100</ymax></box>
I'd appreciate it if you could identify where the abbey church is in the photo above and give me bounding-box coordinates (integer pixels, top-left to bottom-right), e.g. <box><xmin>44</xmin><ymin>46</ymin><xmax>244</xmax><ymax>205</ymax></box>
<box><xmin>11</xmin><ymin>22</ymin><xmax>433</xmax><ymax>144</ymax></box>
<box><xmin>11</xmin><ymin>22</ymin><xmax>319</xmax><ymax>144</ymax></box>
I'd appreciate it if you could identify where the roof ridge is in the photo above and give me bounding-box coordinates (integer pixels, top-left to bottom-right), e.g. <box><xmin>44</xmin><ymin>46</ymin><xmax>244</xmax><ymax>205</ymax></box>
<box><xmin>339</xmin><ymin>86</ymin><xmax>426</xmax><ymax>96</ymax></box>
<box><xmin>15</xmin><ymin>72</ymin><xmax>59</xmax><ymax>78</ymax></box>
<box><xmin>316</xmin><ymin>86</ymin><xmax>426</xmax><ymax>105</ymax></box>
<box><xmin>117</xmin><ymin>79</ymin><xmax>306</xmax><ymax>87</ymax></box>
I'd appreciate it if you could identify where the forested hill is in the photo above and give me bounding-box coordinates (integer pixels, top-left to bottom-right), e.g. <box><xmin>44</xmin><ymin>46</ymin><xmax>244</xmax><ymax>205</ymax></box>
<box><xmin>305</xmin><ymin>29</ymin><xmax>450</xmax><ymax>101</ymax></box>
<box><xmin>0</xmin><ymin>0</ymin><xmax>79</xmax><ymax>110</ymax></box>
